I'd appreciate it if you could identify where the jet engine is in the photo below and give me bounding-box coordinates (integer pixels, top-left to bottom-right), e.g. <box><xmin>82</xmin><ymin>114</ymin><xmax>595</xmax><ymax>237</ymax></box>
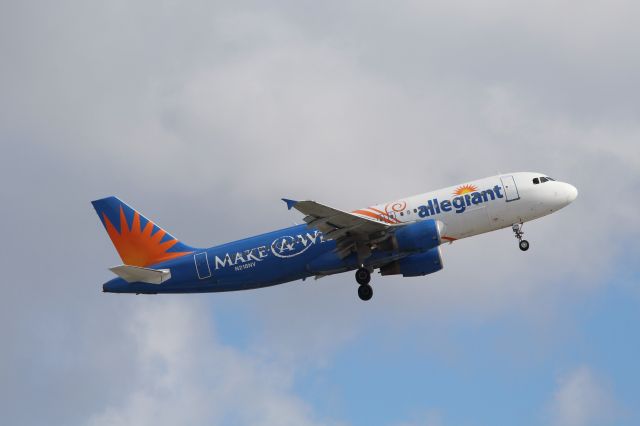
<box><xmin>392</xmin><ymin>219</ymin><xmax>444</xmax><ymax>252</ymax></box>
<box><xmin>380</xmin><ymin>246</ymin><xmax>444</xmax><ymax>277</ymax></box>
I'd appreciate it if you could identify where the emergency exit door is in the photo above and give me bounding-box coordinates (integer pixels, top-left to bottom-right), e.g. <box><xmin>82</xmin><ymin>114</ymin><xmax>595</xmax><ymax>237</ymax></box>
<box><xmin>500</xmin><ymin>175</ymin><xmax>520</xmax><ymax>202</ymax></box>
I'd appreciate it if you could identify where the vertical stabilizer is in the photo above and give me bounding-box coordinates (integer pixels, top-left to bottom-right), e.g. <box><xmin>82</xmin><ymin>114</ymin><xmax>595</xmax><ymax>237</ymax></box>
<box><xmin>91</xmin><ymin>196</ymin><xmax>194</xmax><ymax>267</ymax></box>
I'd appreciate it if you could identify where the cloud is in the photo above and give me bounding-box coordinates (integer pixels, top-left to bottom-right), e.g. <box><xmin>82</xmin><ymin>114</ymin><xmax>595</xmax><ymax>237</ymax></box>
<box><xmin>393</xmin><ymin>410</ymin><xmax>444</xmax><ymax>426</ymax></box>
<box><xmin>548</xmin><ymin>366</ymin><xmax>619</xmax><ymax>426</ymax></box>
<box><xmin>1</xmin><ymin>1</ymin><xmax>640</xmax><ymax>424</ymax></box>
<box><xmin>87</xmin><ymin>298</ymin><xmax>333</xmax><ymax>426</ymax></box>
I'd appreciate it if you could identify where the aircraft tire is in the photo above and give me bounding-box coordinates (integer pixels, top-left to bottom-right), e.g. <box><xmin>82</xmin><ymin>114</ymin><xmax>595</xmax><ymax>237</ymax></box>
<box><xmin>355</xmin><ymin>268</ymin><xmax>371</xmax><ymax>285</ymax></box>
<box><xmin>519</xmin><ymin>240</ymin><xmax>530</xmax><ymax>251</ymax></box>
<box><xmin>358</xmin><ymin>284</ymin><xmax>373</xmax><ymax>301</ymax></box>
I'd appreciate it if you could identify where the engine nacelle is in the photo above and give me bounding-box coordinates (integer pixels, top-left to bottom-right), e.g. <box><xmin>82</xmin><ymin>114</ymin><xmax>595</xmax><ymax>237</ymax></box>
<box><xmin>393</xmin><ymin>219</ymin><xmax>444</xmax><ymax>252</ymax></box>
<box><xmin>380</xmin><ymin>246</ymin><xmax>444</xmax><ymax>277</ymax></box>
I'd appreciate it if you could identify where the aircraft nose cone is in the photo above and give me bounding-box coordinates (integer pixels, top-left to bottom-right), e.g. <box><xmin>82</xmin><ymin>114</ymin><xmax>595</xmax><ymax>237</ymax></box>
<box><xmin>566</xmin><ymin>184</ymin><xmax>578</xmax><ymax>203</ymax></box>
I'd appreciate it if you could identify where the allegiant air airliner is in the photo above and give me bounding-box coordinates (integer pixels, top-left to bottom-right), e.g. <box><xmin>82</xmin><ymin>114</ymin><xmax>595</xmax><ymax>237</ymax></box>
<box><xmin>93</xmin><ymin>172</ymin><xmax>577</xmax><ymax>301</ymax></box>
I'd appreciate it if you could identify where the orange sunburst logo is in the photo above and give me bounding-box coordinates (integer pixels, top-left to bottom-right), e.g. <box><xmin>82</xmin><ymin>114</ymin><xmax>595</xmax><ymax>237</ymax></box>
<box><xmin>453</xmin><ymin>184</ymin><xmax>478</xmax><ymax>196</ymax></box>
<box><xmin>102</xmin><ymin>206</ymin><xmax>192</xmax><ymax>267</ymax></box>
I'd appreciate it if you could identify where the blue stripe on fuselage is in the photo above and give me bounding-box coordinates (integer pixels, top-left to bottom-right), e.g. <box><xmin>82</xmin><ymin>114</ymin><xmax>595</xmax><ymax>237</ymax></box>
<box><xmin>103</xmin><ymin>224</ymin><xmax>351</xmax><ymax>294</ymax></box>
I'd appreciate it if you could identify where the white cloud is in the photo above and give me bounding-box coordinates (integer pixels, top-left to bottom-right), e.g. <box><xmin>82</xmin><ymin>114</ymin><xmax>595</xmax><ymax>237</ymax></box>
<box><xmin>393</xmin><ymin>410</ymin><xmax>444</xmax><ymax>426</ymax></box>
<box><xmin>87</xmin><ymin>298</ymin><xmax>334</xmax><ymax>426</ymax></box>
<box><xmin>548</xmin><ymin>366</ymin><xmax>618</xmax><ymax>426</ymax></box>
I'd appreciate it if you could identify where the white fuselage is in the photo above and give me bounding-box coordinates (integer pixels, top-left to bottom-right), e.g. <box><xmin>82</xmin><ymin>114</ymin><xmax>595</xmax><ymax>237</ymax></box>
<box><xmin>354</xmin><ymin>172</ymin><xmax>578</xmax><ymax>242</ymax></box>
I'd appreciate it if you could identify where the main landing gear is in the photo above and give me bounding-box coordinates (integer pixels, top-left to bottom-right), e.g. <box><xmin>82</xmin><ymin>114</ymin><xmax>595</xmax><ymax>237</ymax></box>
<box><xmin>355</xmin><ymin>267</ymin><xmax>373</xmax><ymax>301</ymax></box>
<box><xmin>512</xmin><ymin>223</ymin><xmax>530</xmax><ymax>251</ymax></box>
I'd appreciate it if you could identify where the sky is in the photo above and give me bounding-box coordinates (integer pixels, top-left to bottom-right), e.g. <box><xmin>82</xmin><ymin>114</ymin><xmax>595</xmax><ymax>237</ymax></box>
<box><xmin>1</xmin><ymin>1</ymin><xmax>639</xmax><ymax>425</ymax></box>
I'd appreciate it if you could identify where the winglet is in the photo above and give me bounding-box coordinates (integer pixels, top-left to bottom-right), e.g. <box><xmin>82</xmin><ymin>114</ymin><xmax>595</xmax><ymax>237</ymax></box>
<box><xmin>281</xmin><ymin>198</ymin><xmax>298</xmax><ymax>210</ymax></box>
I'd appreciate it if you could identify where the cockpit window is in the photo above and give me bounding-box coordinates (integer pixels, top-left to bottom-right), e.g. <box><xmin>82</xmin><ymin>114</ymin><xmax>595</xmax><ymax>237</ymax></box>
<box><xmin>540</xmin><ymin>177</ymin><xmax>549</xmax><ymax>183</ymax></box>
<box><xmin>546</xmin><ymin>177</ymin><xmax>555</xmax><ymax>181</ymax></box>
<box><xmin>533</xmin><ymin>178</ymin><xmax>540</xmax><ymax>184</ymax></box>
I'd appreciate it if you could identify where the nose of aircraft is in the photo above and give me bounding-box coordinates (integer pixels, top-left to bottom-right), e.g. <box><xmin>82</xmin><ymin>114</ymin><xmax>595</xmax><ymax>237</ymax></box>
<box><xmin>565</xmin><ymin>183</ymin><xmax>578</xmax><ymax>203</ymax></box>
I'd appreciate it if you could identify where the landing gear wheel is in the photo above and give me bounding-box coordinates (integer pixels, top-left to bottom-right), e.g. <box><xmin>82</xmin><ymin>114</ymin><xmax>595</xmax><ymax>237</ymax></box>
<box><xmin>355</xmin><ymin>268</ymin><xmax>371</xmax><ymax>285</ymax></box>
<box><xmin>358</xmin><ymin>284</ymin><xmax>373</xmax><ymax>301</ymax></box>
<box><xmin>512</xmin><ymin>223</ymin><xmax>530</xmax><ymax>252</ymax></box>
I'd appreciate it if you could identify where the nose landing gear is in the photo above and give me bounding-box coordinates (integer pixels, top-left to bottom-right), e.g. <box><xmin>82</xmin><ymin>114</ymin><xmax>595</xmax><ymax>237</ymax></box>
<box><xmin>357</xmin><ymin>283</ymin><xmax>373</xmax><ymax>301</ymax></box>
<box><xmin>355</xmin><ymin>268</ymin><xmax>371</xmax><ymax>285</ymax></box>
<box><xmin>355</xmin><ymin>267</ymin><xmax>373</xmax><ymax>301</ymax></box>
<box><xmin>512</xmin><ymin>223</ymin><xmax>529</xmax><ymax>251</ymax></box>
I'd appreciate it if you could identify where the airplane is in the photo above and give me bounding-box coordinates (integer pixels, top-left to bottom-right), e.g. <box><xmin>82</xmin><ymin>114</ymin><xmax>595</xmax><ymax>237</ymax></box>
<box><xmin>93</xmin><ymin>172</ymin><xmax>577</xmax><ymax>301</ymax></box>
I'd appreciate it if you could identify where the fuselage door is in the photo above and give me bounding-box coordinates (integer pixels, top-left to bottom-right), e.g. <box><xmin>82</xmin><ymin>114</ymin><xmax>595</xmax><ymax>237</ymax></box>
<box><xmin>194</xmin><ymin>252</ymin><xmax>212</xmax><ymax>279</ymax></box>
<box><xmin>500</xmin><ymin>175</ymin><xmax>520</xmax><ymax>202</ymax></box>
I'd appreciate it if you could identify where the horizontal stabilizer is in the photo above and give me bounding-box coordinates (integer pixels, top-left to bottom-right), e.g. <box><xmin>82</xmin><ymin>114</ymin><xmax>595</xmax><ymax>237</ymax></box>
<box><xmin>110</xmin><ymin>264</ymin><xmax>172</xmax><ymax>284</ymax></box>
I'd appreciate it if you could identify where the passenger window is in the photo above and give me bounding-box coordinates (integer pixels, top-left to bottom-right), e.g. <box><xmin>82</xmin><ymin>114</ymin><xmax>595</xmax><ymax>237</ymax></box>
<box><xmin>400</xmin><ymin>212</ymin><xmax>404</xmax><ymax>216</ymax></box>
<box><xmin>533</xmin><ymin>178</ymin><xmax>539</xmax><ymax>184</ymax></box>
<box><xmin>413</xmin><ymin>209</ymin><xmax>417</xmax><ymax>213</ymax></box>
<box><xmin>540</xmin><ymin>177</ymin><xmax>548</xmax><ymax>183</ymax></box>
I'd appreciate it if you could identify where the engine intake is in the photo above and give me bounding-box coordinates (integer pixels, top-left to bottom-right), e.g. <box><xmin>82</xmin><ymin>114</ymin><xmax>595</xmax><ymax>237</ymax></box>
<box><xmin>393</xmin><ymin>219</ymin><xmax>444</xmax><ymax>252</ymax></box>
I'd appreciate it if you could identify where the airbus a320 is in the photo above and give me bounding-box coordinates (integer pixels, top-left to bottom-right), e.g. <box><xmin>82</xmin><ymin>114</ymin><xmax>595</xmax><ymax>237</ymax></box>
<box><xmin>93</xmin><ymin>172</ymin><xmax>577</xmax><ymax>301</ymax></box>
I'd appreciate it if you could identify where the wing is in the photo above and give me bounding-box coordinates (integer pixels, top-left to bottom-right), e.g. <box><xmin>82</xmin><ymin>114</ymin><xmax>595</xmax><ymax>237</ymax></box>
<box><xmin>282</xmin><ymin>198</ymin><xmax>399</xmax><ymax>259</ymax></box>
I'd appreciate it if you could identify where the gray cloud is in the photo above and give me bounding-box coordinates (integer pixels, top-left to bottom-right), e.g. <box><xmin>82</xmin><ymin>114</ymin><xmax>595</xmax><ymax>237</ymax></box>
<box><xmin>1</xmin><ymin>0</ymin><xmax>639</xmax><ymax>424</ymax></box>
